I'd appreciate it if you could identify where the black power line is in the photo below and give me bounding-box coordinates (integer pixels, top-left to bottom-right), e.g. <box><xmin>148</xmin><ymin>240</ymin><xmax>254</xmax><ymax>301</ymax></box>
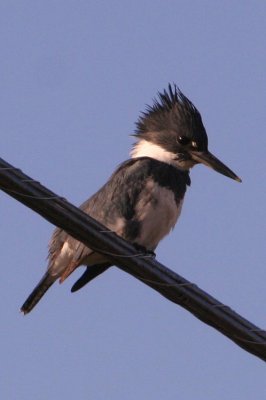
<box><xmin>0</xmin><ymin>156</ymin><xmax>265</xmax><ymax>362</ymax></box>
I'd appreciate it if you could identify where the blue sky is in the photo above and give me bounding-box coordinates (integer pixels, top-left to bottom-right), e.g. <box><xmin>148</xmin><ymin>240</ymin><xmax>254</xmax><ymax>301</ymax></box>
<box><xmin>1</xmin><ymin>1</ymin><xmax>266</xmax><ymax>399</ymax></box>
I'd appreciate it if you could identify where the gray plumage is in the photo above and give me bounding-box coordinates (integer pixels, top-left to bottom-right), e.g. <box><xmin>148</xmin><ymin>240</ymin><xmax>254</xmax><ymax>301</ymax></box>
<box><xmin>21</xmin><ymin>84</ymin><xmax>240</xmax><ymax>314</ymax></box>
<box><xmin>21</xmin><ymin>158</ymin><xmax>189</xmax><ymax>313</ymax></box>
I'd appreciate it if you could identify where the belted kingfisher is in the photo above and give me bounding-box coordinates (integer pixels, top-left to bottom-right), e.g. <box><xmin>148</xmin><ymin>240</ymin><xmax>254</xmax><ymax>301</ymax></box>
<box><xmin>21</xmin><ymin>84</ymin><xmax>241</xmax><ymax>314</ymax></box>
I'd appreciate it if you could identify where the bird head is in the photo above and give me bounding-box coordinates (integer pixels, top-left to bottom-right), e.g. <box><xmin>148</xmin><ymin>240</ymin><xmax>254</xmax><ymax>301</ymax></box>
<box><xmin>131</xmin><ymin>84</ymin><xmax>241</xmax><ymax>182</ymax></box>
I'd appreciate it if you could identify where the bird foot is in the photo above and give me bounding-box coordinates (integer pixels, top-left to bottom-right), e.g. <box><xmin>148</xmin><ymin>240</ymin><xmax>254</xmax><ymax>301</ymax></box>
<box><xmin>133</xmin><ymin>243</ymin><xmax>156</xmax><ymax>258</ymax></box>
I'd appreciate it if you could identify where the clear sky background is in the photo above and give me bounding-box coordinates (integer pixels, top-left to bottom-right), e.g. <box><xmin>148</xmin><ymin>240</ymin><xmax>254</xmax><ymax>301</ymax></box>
<box><xmin>1</xmin><ymin>1</ymin><xmax>266</xmax><ymax>399</ymax></box>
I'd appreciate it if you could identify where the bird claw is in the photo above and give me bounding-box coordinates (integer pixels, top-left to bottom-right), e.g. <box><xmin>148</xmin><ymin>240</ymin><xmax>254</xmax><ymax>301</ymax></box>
<box><xmin>133</xmin><ymin>243</ymin><xmax>156</xmax><ymax>258</ymax></box>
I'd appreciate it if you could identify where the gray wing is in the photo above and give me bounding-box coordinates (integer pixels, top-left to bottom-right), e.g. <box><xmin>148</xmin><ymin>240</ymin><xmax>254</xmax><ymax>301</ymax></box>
<box><xmin>47</xmin><ymin>159</ymin><xmax>148</xmax><ymax>278</ymax></box>
<box><xmin>61</xmin><ymin>158</ymin><xmax>151</xmax><ymax>263</ymax></box>
<box><xmin>48</xmin><ymin>157</ymin><xmax>189</xmax><ymax>282</ymax></box>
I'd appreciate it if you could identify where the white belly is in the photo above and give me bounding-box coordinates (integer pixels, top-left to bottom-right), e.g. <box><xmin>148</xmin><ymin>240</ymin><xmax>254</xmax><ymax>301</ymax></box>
<box><xmin>134</xmin><ymin>180</ymin><xmax>183</xmax><ymax>250</ymax></box>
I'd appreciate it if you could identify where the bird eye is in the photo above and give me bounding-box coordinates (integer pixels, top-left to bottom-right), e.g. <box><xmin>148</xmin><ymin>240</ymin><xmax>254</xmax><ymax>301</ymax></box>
<box><xmin>177</xmin><ymin>136</ymin><xmax>190</xmax><ymax>145</ymax></box>
<box><xmin>191</xmin><ymin>141</ymin><xmax>198</xmax><ymax>148</ymax></box>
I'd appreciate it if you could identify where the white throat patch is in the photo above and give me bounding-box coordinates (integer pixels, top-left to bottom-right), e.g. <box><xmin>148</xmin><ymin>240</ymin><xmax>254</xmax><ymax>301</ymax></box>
<box><xmin>130</xmin><ymin>140</ymin><xmax>176</xmax><ymax>165</ymax></box>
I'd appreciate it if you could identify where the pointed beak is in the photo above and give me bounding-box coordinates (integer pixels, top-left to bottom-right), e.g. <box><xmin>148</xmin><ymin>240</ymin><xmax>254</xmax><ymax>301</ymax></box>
<box><xmin>191</xmin><ymin>150</ymin><xmax>242</xmax><ymax>182</ymax></box>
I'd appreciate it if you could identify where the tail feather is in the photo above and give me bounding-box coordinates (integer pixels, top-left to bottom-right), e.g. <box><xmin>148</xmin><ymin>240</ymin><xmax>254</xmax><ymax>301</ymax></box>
<box><xmin>71</xmin><ymin>263</ymin><xmax>111</xmax><ymax>292</ymax></box>
<box><xmin>21</xmin><ymin>272</ymin><xmax>56</xmax><ymax>314</ymax></box>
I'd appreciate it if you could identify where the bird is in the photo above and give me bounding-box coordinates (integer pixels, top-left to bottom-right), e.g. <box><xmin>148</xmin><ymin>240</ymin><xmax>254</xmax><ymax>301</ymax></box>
<box><xmin>21</xmin><ymin>84</ymin><xmax>241</xmax><ymax>314</ymax></box>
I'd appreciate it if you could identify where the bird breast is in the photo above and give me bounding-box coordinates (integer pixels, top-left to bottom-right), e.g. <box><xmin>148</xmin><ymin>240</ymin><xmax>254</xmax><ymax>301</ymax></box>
<box><xmin>134</xmin><ymin>179</ymin><xmax>183</xmax><ymax>251</ymax></box>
